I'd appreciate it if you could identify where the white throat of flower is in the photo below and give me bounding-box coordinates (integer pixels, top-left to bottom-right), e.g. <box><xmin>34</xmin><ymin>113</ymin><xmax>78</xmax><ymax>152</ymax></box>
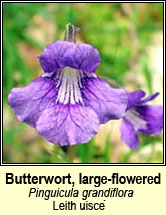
<box><xmin>56</xmin><ymin>67</ymin><xmax>83</xmax><ymax>105</ymax></box>
<box><xmin>125</xmin><ymin>108</ymin><xmax>147</xmax><ymax>131</ymax></box>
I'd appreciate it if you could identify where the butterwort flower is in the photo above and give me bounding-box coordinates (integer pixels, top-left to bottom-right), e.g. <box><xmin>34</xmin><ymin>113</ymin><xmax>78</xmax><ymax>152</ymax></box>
<box><xmin>8</xmin><ymin>24</ymin><xmax>127</xmax><ymax>146</ymax></box>
<box><xmin>120</xmin><ymin>90</ymin><xmax>163</xmax><ymax>149</ymax></box>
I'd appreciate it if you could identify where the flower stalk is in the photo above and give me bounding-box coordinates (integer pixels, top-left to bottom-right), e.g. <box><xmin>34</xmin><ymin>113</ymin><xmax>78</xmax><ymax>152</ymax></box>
<box><xmin>64</xmin><ymin>23</ymin><xmax>79</xmax><ymax>43</ymax></box>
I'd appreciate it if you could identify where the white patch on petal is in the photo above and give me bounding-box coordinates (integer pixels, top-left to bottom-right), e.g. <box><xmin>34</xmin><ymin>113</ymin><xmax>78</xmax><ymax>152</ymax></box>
<box><xmin>125</xmin><ymin>109</ymin><xmax>147</xmax><ymax>131</ymax></box>
<box><xmin>42</xmin><ymin>72</ymin><xmax>55</xmax><ymax>78</ymax></box>
<box><xmin>56</xmin><ymin>67</ymin><xmax>84</xmax><ymax>105</ymax></box>
<box><xmin>84</xmin><ymin>71</ymin><xmax>97</xmax><ymax>78</ymax></box>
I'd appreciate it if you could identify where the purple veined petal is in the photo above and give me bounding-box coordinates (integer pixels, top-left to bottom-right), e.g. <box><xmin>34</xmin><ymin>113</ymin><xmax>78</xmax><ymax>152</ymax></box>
<box><xmin>82</xmin><ymin>77</ymin><xmax>127</xmax><ymax>124</ymax></box>
<box><xmin>36</xmin><ymin>104</ymin><xmax>100</xmax><ymax>146</ymax></box>
<box><xmin>7</xmin><ymin>77</ymin><xmax>57</xmax><ymax>127</ymax></box>
<box><xmin>74</xmin><ymin>43</ymin><xmax>101</xmax><ymax>73</ymax></box>
<box><xmin>120</xmin><ymin>118</ymin><xmax>140</xmax><ymax>149</ymax></box>
<box><xmin>138</xmin><ymin>92</ymin><xmax>159</xmax><ymax>105</ymax></box>
<box><xmin>39</xmin><ymin>41</ymin><xmax>101</xmax><ymax>74</ymax></box>
<box><xmin>39</xmin><ymin>56</ymin><xmax>60</xmax><ymax>74</ymax></box>
<box><xmin>127</xmin><ymin>90</ymin><xmax>146</xmax><ymax>110</ymax></box>
<box><xmin>136</xmin><ymin>105</ymin><xmax>163</xmax><ymax>135</ymax></box>
<box><xmin>58</xmin><ymin>43</ymin><xmax>101</xmax><ymax>72</ymax></box>
<box><xmin>39</xmin><ymin>41</ymin><xmax>75</xmax><ymax>73</ymax></box>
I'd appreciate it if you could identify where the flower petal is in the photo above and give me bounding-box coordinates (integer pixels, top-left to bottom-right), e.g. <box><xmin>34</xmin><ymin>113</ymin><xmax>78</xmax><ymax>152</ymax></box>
<box><xmin>82</xmin><ymin>77</ymin><xmax>127</xmax><ymax>123</ymax></box>
<box><xmin>36</xmin><ymin>104</ymin><xmax>100</xmax><ymax>146</ymax></box>
<box><xmin>39</xmin><ymin>41</ymin><xmax>75</xmax><ymax>73</ymax></box>
<box><xmin>136</xmin><ymin>105</ymin><xmax>163</xmax><ymax>135</ymax></box>
<box><xmin>127</xmin><ymin>90</ymin><xmax>145</xmax><ymax>110</ymax></box>
<box><xmin>39</xmin><ymin>41</ymin><xmax>101</xmax><ymax>73</ymax></box>
<box><xmin>8</xmin><ymin>77</ymin><xmax>57</xmax><ymax>127</ymax></box>
<box><xmin>74</xmin><ymin>43</ymin><xmax>101</xmax><ymax>73</ymax></box>
<box><xmin>120</xmin><ymin>118</ymin><xmax>140</xmax><ymax>149</ymax></box>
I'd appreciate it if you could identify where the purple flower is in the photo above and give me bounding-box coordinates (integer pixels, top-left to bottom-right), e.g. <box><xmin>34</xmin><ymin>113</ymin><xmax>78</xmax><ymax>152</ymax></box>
<box><xmin>8</xmin><ymin>26</ymin><xmax>127</xmax><ymax>146</ymax></box>
<box><xmin>120</xmin><ymin>90</ymin><xmax>163</xmax><ymax>149</ymax></box>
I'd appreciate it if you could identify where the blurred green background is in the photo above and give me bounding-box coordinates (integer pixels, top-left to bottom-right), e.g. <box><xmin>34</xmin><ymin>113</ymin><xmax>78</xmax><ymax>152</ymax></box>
<box><xmin>3</xmin><ymin>3</ymin><xmax>163</xmax><ymax>163</ymax></box>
